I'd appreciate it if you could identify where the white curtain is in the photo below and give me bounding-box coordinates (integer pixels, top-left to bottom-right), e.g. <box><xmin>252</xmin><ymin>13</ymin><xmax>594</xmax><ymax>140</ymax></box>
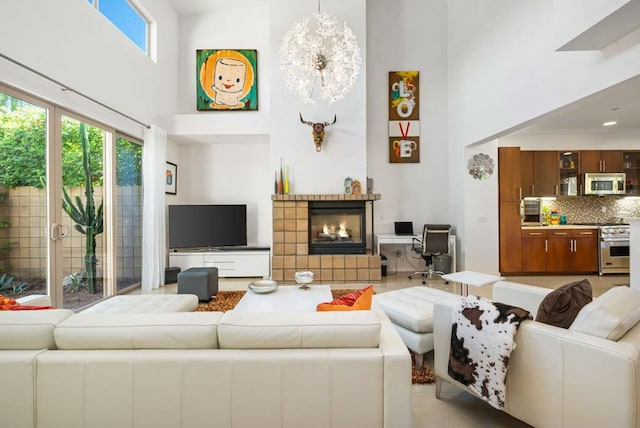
<box><xmin>141</xmin><ymin>125</ymin><xmax>167</xmax><ymax>290</ymax></box>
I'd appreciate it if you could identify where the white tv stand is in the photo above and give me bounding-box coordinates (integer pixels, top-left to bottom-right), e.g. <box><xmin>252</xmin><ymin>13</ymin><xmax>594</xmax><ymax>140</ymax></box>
<box><xmin>169</xmin><ymin>248</ymin><xmax>270</xmax><ymax>278</ymax></box>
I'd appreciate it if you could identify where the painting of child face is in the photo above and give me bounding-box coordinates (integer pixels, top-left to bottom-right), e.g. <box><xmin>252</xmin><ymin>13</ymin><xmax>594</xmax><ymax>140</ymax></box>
<box><xmin>197</xmin><ymin>49</ymin><xmax>258</xmax><ymax>111</ymax></box>
<box><xmin>213</xmin><ymin>58</ymin><xmax>246</xmax><ymax>94</ymax></box>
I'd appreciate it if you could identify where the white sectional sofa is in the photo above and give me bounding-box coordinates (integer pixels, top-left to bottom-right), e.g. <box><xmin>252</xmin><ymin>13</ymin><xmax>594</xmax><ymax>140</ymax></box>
<box><xmin>0</xmin><ymin>297</ymin><xmax>411</xmax><ymax>428</ymax></box>
<box><xmin>433</xmin><ymin>280</ymin><xmax>640</xmax><ymax>428</ymax></box>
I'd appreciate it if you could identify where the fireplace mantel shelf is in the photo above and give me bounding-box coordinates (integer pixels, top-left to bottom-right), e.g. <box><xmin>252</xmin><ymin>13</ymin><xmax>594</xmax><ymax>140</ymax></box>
<box><xmin>272</xmin><ymin>194</ymin><xmax>381</xmax><ymax>201</ymax></box>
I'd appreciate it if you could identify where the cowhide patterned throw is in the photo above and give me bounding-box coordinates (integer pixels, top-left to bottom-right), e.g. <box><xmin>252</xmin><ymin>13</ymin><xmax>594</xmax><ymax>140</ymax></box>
<box><xmin>448</xmin><ymin>295</ymin><xmax>532</xmax><ymax>409</ymax></box>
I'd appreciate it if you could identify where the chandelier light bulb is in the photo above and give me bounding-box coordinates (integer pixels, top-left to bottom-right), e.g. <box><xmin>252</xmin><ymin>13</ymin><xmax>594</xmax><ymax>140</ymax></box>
<box><xmin>280</xmin><ymin>11</ymin><xmax>361</xmax><ymax>104</ymax></box>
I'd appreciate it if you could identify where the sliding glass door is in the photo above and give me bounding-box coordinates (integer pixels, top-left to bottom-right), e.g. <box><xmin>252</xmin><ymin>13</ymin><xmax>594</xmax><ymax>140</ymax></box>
<box><xmin>0</xmin><ymin>85</ymin><xmax>143</xmax><ymax>309</ymax></box>
<box><xmin>60</xmin><ymin>115</ymin><xmax>106</xmax><ymax>309</ymax></box>
<box><xmin>0</xmin><ymin>90</ymin><xmax>48</xmax><ymax>300</ymax></box>
<box><xmin>115</xmin><ymin>136</ymin><xmax>143</xmax><ymax>292</ymax></box>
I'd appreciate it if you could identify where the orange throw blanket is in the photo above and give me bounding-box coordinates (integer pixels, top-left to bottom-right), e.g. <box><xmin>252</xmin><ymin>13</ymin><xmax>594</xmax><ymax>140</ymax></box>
<box><xmin>0</xmin><ymin>294</ymin><xmax>54</xmax><ymax>310</ymax></box>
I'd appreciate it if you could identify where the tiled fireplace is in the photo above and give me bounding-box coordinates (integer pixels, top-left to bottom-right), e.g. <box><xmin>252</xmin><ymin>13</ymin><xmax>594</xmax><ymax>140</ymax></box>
<box><xmin>271</xmin><ymin>194</ymin><xmax>381</xmax><ymax>284</ymax></box>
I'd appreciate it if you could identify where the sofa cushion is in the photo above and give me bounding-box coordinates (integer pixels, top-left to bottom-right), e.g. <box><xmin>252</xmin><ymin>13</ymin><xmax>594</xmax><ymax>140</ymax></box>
<box><xmin>535</xmin><ymin>279</ymin><xmax>592</xmax><ymax>328</ymax></box>
<box><xmin>218</xmin><ymin>310</ymin><xmax>381</xmax><ymax>349</ymax></box>
<box><xmin>81</xmin><ymin>294</ymin><xmax>199</xmax><ymax>313</ymax></box>
<box><xmin>570</xmin><ymin>286</ymin><xmax>640</xmax><ymax>341</ymax></box>
<box><xmin>54</xmin><ymin>312</ymin><xmax>223</xmax><ymax>349</ymax></box>
<box><xmin>0</xmin><ymin>309</ymin><xmax>74</xmax><ymax>350</ymax></box>
<box><xmin>316</xmin><ymin>285</ymin><xmax>373</xmax><ymax>311</ymax></box>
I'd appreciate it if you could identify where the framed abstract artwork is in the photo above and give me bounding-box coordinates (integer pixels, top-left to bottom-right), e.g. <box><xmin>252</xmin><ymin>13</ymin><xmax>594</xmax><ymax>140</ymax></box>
<box><xmin>196</xmin><ymin>49</ymin><xmax>258</xmax><ymax>111</ymax></box>
<box><xmin>166</xmin><ymin>162</ymin><xmax>177</xmax><ymax>195</ymax></box>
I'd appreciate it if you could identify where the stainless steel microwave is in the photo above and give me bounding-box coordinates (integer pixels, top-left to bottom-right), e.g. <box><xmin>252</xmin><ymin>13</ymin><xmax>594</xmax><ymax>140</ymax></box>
<box><xmin>583</xmin><ymin>173</ymin><xmax>626</xmax><ymax>196</ymax></box>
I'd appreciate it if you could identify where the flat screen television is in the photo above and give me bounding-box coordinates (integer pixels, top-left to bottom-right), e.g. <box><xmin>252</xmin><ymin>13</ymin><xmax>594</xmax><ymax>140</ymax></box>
<box><xmin>168</xmin><ymin>204</ymin><xmax>247</xmax><ymax>249</ymax></box>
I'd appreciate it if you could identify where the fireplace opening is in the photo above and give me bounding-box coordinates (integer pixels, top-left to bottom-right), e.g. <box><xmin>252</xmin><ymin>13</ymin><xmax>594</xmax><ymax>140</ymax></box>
<box><xmin>308</xmin><ymin>201</ymin><xmax>366</xmax><ymax>254</ymax></box>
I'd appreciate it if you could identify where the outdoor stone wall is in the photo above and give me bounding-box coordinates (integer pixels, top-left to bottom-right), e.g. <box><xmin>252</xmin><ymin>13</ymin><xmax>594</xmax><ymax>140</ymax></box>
<box><xmin>1</xmin><ymin>186</ymin><xmax>141</xmax><ymax>283</ymax></box>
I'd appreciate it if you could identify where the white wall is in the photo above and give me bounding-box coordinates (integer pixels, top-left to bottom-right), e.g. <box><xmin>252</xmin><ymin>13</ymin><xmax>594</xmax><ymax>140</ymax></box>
<box><xmin>366</xmin><ymin>0</ymin><xmax>449</xmax><ymax>270</ymax></box>
<box><xmin>270</xmin><ymin>0</ymin><xmax>367</xmax><ymax>195</ymax></box>
<box><xmin>0</xmin><ymin>0</ymin><xmax>179</xmax><ymax>138</ymax></box>
<box><xmin>166</xmin><ymin>137</ymin><xmax>271</xmax><ymax>246</ymax></box>
<box><xmin>448</xmin><ymin>0</ymin><xmax>640</xmax><ymax>272</ymax></box>
<box><xmin>159</xmin><ymin>6</ymin><xmax>273</xmax><ymax>247</ymax></box>
<box><xmin>464</xmin><ymin>141</ymin><xmax>499</xmax><ymax>273</ymax></box>
<box><xmin>8</xmin><ymin>0</ymin><xmax>640</xmax><ymax>274</ymax></box>
<box><xmin>162</xmin><ymin>0</ymin><xmax>368</xmax><ymax>250</ymax></box>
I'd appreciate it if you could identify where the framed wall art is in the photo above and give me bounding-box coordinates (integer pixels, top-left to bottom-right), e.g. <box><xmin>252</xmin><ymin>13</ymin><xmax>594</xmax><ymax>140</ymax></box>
<box><xmin>165</xmin><ymin>162</ymin><xmax>177</xmax><ymax>195</ymax></box>
<box><xmin>196</xmin><ymin>49</ymin><xmax>258</xmax><ymax>111</ymax></box>
<box><xmin>388</xmin><ymin>71</ymin><xmax>420</xmax><ymax>164</ymax></box>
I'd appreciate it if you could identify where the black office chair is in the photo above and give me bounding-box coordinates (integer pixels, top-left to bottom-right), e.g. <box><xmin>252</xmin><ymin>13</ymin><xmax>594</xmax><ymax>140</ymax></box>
<box><xmin>409</xmin><ymin>224</ymin><xmax>451</xmax><ymax>284</ymax></box>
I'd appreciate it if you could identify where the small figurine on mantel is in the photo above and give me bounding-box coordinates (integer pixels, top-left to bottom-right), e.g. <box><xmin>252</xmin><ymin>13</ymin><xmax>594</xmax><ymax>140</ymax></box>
<box><xmin>344</xmin><ymin>177</ymin><xmax>353</xmax><ymax>194</ymax></box>
<box><xmin>351</xmin><ymin>180</ymin><xmax>362</xmax><ymax>196</ymax></box>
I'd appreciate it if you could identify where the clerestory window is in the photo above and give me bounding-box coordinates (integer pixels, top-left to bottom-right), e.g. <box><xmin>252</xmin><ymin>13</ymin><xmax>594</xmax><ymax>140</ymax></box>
<box><xmin>87</xmin><ymin>0</ymin><xmax>150</xmax><ymax>55</ymax></box>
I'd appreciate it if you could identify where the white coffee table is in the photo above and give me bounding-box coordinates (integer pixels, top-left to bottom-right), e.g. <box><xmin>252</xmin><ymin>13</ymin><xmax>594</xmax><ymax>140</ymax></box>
<box><xmin>234</xmin><ymin>284</ymin><xmax>333</xmax><ymax>313</ymax></box>
<box><xmin>440</xmin><ymin>271</ymin><xmax>504</xmax><ymax>296</ymax></box>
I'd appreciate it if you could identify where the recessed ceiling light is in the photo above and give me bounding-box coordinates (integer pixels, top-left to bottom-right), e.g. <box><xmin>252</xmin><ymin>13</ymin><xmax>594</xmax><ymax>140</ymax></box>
<box><xmin>602</xmin><ymin>121</ymin><xmax>617</xmax><ymax>126</ymax></box>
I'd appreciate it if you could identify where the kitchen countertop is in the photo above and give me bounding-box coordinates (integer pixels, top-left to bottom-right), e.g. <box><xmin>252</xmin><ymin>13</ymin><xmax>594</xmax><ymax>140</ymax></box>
<box><xmin>521</xmin><ymin>225</ymin><xmax>599</xmax><ymax>230</ymax></box>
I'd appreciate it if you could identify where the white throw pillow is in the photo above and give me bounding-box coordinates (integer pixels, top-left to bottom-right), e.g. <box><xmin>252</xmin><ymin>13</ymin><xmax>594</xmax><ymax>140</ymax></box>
<box><xmin>569</xmin><ymin>286</ymin><xmax>640</xmax><ymax>341</ymax></box>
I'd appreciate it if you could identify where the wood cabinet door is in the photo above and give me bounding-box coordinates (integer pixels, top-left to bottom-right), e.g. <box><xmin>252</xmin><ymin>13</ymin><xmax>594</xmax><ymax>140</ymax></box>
<box><xmin>601</xmin><ymin>150</ymin><xmax>623</xmax><ymax>172</ymax></box>
<box><xmin>521</xmin><ymin>230</ymin><xmax>547</xmax><ymax>272</ymax></box>
<box><xmin>580</xmin><ymin>151</ymin><xmax>601</xmax><ymax>173</ymax></box>
<box><xmin>533</xmin><ymin>151</ymin><xmax>558</xmax><ymax>196</ymax></box>
<box><xmin>546</xmin><ymin>231</ymin><xmax>573</xmax><ymax>272</ymax></box>
<box><xmin>499</xmin><ymin>201</ymin><xmax>522</xmax><ymax>273</ymax></box>
<box><xmin>572</xmin><ymin>229</ymin><xmax>599</xmax><ymax>272</ymax></box>
<box><xmin>520</xmin><ymin>151</ymin><xmax>534</xmax><ymax>197</ymax></box>
<box><xmin>499</xmin><ymin>147</ymin><xmax>522</xmax><ymax>202</ymax></box>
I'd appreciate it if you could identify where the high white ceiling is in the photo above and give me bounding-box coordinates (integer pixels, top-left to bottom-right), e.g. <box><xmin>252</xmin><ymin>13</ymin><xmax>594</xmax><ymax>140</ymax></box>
<box><xmin>510</xmin><ymin>74</ymin><xmax>640</xmax><ymax>137</ymax></box>
<box><xmin>165</xmin><ymin>0</ymin><xmax>261</xmax><ymax>15</ymax></box>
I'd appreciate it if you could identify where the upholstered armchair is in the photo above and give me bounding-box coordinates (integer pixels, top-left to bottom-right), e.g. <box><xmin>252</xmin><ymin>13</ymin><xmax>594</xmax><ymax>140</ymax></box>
<box><xmin>433</xmin><ymin>281</ymin><xmax>640</xmax><ymax>428</ymax></box>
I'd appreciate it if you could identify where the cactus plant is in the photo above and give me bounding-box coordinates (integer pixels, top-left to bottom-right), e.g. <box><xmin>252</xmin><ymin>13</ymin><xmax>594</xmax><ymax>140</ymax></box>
<box><xmin>62</xmin><ymin>123</ymin><xmax>103</xmax><ymax>294</ymax></box>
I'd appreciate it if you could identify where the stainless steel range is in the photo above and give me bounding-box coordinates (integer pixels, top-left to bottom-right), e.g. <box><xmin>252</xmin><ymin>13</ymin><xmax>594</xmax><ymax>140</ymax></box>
<box><xmin>599</xmin><ymin>224</ymin><xmax>630</xmax><ymax>275</ymax></box>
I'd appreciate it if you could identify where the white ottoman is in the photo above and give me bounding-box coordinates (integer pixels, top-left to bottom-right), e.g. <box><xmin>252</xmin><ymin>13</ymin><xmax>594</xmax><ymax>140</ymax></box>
<box><xmin>373</xmin><ymin>286</ymin><xmax>459</xmax><ymax>368</ymax></box>
<box><xmin>82</xmin><ymin>295</ymin><xmax>199</xmax><ymax>313</ymax></box>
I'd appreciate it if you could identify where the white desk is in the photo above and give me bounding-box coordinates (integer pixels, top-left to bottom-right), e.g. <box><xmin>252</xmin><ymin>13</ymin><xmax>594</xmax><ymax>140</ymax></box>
<box><xmin>441</xmin><ymin>270</ymin><xmax>504</xmax><ymax>296</ymax></box>
<box><xmin>375</xmin><ymin>233</ymin><xmax>456</xmax><ymax>273</ymax></box>
<box><xmin>234</xmin><ymin>285</ymin><xmax>333</xmax><ymax>312</ymax></box>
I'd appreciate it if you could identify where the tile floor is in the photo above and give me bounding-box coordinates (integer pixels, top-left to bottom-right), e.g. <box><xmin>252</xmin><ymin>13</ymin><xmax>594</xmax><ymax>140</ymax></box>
<box><xmin>133</xmin><ymin>271</ymin><xmax>630</xmax><ymax>428</ymax></box>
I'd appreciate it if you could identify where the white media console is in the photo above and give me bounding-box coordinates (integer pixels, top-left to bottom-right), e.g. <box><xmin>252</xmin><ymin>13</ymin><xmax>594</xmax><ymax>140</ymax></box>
<box><xmin>169</xmin><ymin>248</ymin><xmax>270</xmax><ymax>278</ymax></box>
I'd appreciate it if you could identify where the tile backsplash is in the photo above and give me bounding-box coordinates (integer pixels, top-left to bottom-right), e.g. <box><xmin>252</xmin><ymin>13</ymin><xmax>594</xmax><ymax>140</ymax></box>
<box><xmin>543</xmin><ymin>196</ymin><xmax>640</xmax><ymax>224</ymax></box>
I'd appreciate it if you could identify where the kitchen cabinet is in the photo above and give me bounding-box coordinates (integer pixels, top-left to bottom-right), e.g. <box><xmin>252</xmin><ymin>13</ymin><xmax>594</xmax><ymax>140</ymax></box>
<box><xmin>521</xmin><ymin>230</ymin><xmax>547</xmax><ymax>272</ymax></box>
<box><xmin>500</xmin><ymin>201</ymin><xmax>522</xmax><ymax>273</ymax></box>
<box><xmin>547</xmin><ymin>229</ymin><xmax>598</xmax><ymax>273</ymax></box>
<box><xmin>499</xmin><ymin>146</ymin><xmax>522</xmax><ymax>202</ymax></box>
<box><xmin>521</xmin><ymin>150</ymin><xmax>558</xmax><ymax>196</ymax></box>
<box><xmin>520</xmin><ymin>228</ymin><xmax>598</xmax><ymax>273</ymax></box>
<box><xmin>623</xmin><ymin>151</ymin><xmax>640</xmax><ymax>195</ymax></box>
<box><xmin>498</xmin><ymin>147</ymin><xmax>523</xmax><ymax>273</ymax></box>
<box><xmin>571</xmin><ymin>229</ymin><xmax>599</xmax><ymax>272</ymax></box>
<box><xmin>558</xmin><ymin>152</ymin><xmax>579</xmax><ymax>196</ymax></box>
<box><xmin>581</xmin><ymin>150</ymin><xmax>623</xmax><ymax>173</ymax></box>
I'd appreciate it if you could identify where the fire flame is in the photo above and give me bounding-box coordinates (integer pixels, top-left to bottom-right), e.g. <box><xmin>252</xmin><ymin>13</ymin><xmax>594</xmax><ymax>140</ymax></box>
<box><xmin>338</xmin><ymin>222</ymin><xmax>348</xmax><ymax>238</ymax></box>
<box><xmin>321</xmin><ymin>222</ymin><xmax>350</xmax><ymax>238</ymax></box>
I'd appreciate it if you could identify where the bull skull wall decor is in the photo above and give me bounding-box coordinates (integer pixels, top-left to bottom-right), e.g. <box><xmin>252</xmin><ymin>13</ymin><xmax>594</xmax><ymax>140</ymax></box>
<box><xmin>299</xmin><ymin>113</ymin><xmax>337</xmax><ymax>152</ymax></box>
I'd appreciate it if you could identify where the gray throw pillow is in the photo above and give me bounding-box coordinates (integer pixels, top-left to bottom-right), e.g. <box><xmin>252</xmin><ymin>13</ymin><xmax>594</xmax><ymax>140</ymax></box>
<box><xmin>535</xmin><ymin>279</ymin><xmax>592</xmax><ymax>328</ymax></box>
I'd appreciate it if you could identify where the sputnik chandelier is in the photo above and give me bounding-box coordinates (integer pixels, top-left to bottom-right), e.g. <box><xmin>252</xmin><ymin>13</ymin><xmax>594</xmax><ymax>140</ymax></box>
<box><xmin>279</xmin><ymin>4</ymin><xmax>361</xmax><ymax>104</ymax></box>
